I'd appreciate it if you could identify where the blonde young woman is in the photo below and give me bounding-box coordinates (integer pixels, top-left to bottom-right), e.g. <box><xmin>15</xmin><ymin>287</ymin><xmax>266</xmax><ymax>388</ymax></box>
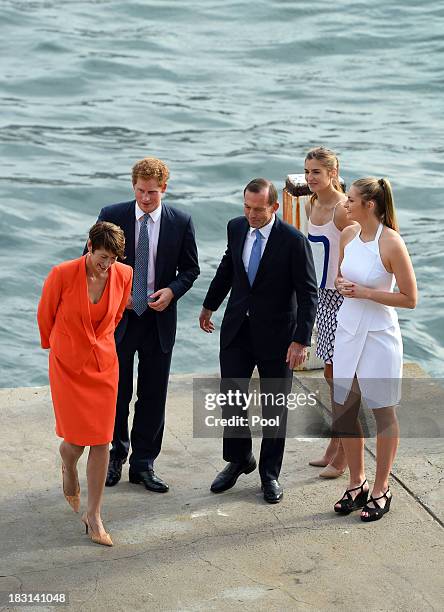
<box><xmin>333</xmin><ymin>178</ymin><xmax>417</xmax><ymax>521</ymax></box>
<box><xmin>304</xmin><ymin>147</ymin><xmax>355</xmax><ymax>478</ymax></box>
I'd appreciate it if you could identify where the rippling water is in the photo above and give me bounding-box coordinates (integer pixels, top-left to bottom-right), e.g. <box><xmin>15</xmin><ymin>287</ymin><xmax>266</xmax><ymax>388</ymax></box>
<box><xmin>1</xmin><ymin>0</ymin><xmax>443</xmax><ymax>386</ymax></box>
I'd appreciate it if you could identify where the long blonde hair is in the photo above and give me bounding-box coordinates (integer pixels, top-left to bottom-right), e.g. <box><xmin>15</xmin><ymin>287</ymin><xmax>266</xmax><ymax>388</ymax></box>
<box><xmin>305</xmin><ymin>146</ymin><xmax>344</xmax><ymax>204</ymax></box>
<box><xmin>352</xmin><ymin>177</ymin><xmax>399</xmax><ymax>232</ymax></box>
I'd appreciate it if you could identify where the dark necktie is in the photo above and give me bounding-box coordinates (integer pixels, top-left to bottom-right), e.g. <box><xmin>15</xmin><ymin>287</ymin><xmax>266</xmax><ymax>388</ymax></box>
<box><xmin>133</xmin><ymin>214</ymin><xmax>150</xmax><ymax>316</ymax></box>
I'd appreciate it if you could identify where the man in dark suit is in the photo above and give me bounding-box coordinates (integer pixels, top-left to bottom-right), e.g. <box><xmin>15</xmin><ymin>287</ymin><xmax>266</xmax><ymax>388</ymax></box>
<box><xmin>95</xmin><ymin>157</ymin><xmax>199</xmax><ymax>492</ymax></box>
<box><xmin>199</xmin><ymin>178</ymin><xmax>317</xmax><ymax>503</ymax></box>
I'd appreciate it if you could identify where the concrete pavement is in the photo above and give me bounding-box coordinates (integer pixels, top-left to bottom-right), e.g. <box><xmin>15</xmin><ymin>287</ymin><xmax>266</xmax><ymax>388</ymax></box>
<box><xmin>0</xmin><ymin>371</ymin><xmax>443</xmax><ymax>611</ymax></box>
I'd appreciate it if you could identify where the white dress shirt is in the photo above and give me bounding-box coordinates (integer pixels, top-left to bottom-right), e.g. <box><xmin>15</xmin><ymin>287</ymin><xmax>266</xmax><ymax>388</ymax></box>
<box><xmin>242</xmin><ymin>214</ymin><xmax>275</xmax><ymax>274</ymax></box>
<box><xmin>135</xmin><ymin>202</ymin><xmax>162</xmax><ymax>296</ymax></box>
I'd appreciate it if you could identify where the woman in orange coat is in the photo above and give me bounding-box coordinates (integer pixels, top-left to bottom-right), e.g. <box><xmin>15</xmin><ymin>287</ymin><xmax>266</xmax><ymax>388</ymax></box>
<box><xmin>37</xmin><ymin>222</ymin><xmax>132</xmax><ymax>546</ymax></box>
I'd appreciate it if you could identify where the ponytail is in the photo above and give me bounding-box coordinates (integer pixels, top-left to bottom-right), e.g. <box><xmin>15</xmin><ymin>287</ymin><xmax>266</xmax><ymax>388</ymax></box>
<box><xmin>332</xmin><ymin>158</ymin><xmax>345</xmax><ymax>194</ymax></box>
<box><xmin>352</xmin><ymin>177</ymin><xmax>399</xmax><ymax>232</ymax></box>
<box><xmin>378</xmin><ymin>178</ymin><xmax>399</xmax><ymax>232</ymax></box>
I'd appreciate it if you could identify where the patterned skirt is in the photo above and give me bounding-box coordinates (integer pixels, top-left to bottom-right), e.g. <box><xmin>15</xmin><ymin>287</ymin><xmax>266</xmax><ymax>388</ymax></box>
<box><xmin>315</xmin><ymin>288</ymin><xmax>344</xmax><ymax>364</ymax></box>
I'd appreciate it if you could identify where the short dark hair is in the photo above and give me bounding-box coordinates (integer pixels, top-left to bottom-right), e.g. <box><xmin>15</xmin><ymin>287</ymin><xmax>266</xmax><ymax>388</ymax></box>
<box><xmin>243</xmin><ymin>178</ymin><xmax>278</xmax><ymax>206</ymax></box>
<box><xmin>88</xmin><ymin>222</ymin><xmax>126</xmax><ymax>259</ymax></box>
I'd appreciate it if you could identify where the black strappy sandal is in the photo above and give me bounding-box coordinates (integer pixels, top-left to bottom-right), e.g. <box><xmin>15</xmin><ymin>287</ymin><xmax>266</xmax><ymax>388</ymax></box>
<box><xmin>361</xmin><ymin>489</ymin><xmax>392</xmax><ymax>522</ymax></box>
<box><xmin>334</xmin><ymin>479</ymin><xmax>369</xmax><ymax>515</ymax></box>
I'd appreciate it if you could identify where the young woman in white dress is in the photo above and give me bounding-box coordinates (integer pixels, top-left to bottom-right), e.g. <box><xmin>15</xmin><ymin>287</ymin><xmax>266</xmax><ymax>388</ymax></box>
<box><xmin>304</xmin><ymin>147</ymin><xmax>355</xmax><ymax>478</ymax></box>
<box><xmin>333</xmin><ymin>177</ymin><xmax>417</xmax><ymax>521</ymax></box>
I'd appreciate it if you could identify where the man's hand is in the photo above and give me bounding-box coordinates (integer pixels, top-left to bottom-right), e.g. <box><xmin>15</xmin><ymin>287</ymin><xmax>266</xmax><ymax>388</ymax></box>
<box><xmin>126</xmin><ymin>294</ymin><xmax>134</xmax><ymax>310</ymax></box>
<box><xmin>148</xmin><ymin>288</ymin><xmax>174</xmax><ymax>312</ymax></box>
<box><xmin>199</xmin><ymin>307</ymin><xmax>215</xmax><ymax>333</ymax></box>
<box><xmin>286</xmin><ymin>341</ymin><xmax>308</xmax><ymax>370</ymax></box>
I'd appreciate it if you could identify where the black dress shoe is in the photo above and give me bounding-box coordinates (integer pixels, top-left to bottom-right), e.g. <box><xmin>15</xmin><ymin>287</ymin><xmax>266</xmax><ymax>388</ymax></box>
<box><xmin>128</xmin><ymin>468</ymin><xmax>169</xmax><ymax>493</ymax></box>
<box><xmin>261</xmin><ymin>479</ymin><xmax>283</xmax><ymax>504</ymax></box>
<box><xmin>105</xmin><ymin>457</ymin><xmax>125</xmax><ymax>487</ymax></box>
<box><xmin>210</xmin><ymin>457</ymin><xmax>257</xmax><ymax>493</ymax></box>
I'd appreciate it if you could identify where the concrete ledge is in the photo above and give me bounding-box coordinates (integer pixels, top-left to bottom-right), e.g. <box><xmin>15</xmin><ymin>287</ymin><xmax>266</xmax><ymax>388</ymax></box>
<box><xmin>0</xmin><ymin>372</ymin><xmax>443</xmax><ymax>611</ymax></box>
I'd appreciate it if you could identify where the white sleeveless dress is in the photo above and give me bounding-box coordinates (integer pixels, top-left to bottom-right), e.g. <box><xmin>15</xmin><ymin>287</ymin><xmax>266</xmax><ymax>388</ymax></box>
<box><xmin>308</xmin><ymin>203</ymin><xmax>343</xmax><ymax>363</ymax></box>
<box><xmin>333</xmin><ymin>223</ymin><xmax>403</xmax><ymax>408</ymax></box>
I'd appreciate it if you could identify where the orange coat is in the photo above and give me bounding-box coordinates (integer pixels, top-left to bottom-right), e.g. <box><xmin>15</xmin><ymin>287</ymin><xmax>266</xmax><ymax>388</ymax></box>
<box><xmin>38</xmin><ymin>256</ymin><xmax>132</xmax><ymax>374</ymax></box>
<box><xmin>37</xmin><ymin>256</ymin><xmax>133</xmax><ymax>445</ymax></box>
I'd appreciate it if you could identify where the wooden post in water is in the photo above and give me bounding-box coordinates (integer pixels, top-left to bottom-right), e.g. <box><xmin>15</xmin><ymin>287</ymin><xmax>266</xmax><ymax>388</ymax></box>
<box><xmin>282</xmin><ymin>187</ymin><xmax>293</xmax><ymax>225</ymax></box>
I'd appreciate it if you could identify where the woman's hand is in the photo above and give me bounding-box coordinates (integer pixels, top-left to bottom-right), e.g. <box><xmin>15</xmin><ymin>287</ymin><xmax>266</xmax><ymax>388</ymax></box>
<box><xmin>336</xmin><ymin>276</ymin><xmax>370</xmax><ymax>299</ymax></box>
<box><xmin>345</xmin><ymin>282</ymin><xmax>371</xmax><ymax>299</ymax></box>
<box><xmin>334</xmin><ymin>275</ymin><xmax>345</xmax><ymax>292</ymax></box>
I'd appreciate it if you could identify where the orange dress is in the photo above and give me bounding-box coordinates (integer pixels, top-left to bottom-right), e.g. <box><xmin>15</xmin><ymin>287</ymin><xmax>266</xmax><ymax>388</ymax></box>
<box><xmin>37</xmin><ymin>256</ymin><xmax>133</xmax><ymax>446</ymax></box>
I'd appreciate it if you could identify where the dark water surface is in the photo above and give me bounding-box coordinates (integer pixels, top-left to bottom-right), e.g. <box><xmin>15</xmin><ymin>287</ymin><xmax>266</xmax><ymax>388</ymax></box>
<box><xmin>1</xmin><ymin>0</ymin><xmax>443</xmax><ymax>386</ymax></box>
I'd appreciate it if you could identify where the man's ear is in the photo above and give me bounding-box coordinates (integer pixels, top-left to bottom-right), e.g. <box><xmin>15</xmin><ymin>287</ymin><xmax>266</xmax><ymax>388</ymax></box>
<box><xmin>272</xmin><ymin>202</ymin><xmax>280</xmax><ymax>213</ymax></box>
<box><xmin>161</xmin><ymin>182</ymin><xmax>168</xmax><ymax>194</ymax></box>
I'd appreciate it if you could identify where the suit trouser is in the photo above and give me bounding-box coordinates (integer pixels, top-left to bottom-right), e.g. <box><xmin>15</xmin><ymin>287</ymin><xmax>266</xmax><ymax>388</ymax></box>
<box><xmin>219</xmin><ymin>317</ymin><xmax>293</xmax><ymax>482</ymax></box>
<box><xmin>110</xmin><ymin>309</ymin><xmax>173</xmax><ymax>471</ymax></box>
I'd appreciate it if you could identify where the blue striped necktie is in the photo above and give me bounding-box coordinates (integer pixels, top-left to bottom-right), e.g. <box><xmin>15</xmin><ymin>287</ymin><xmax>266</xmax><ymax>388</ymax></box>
<box><xmin>133</xmin><ymin>214</ymin><xmax>150</xmax><ymax>316</ymax></box>
<box><xmin>247</xmin><ymin>229</ymin><xmax>262</xmax><ymax>285</ymax></box>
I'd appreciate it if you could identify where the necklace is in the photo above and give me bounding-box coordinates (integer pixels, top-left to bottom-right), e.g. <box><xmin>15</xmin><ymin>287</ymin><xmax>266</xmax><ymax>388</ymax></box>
<box><xmin>88</xmin><ymin>270</ymin><xmax>107</xmax><ymax>282</ymax></box>
<box><xmin>315</xmin><ymin>196</ymin><xmax>344</xmax><ymax>209</ymax></box>
<box><xmin>86</xmin><ymin>257</ymin><xmax>105</xmax><ymax>282</ymax></box>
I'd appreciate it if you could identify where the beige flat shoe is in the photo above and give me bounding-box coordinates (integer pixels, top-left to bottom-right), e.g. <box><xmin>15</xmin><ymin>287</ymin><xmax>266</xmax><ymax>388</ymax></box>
<box><xmin>319</xmin><ymin>463</ymin><xmax>346</xmax><ymax>479</ymax></box>
<box><xmin>62</xmin><ymin>464</ymin><xmax>80</xmax><ymax>513</ymax></box>
<box><xmin>308</xmin><ymin>457</ymin><xmax>329</xmax><ymax>467</ymax></box>
<box><xmin>81</xmin><ymin>513</ymin><xmax>113</xmax><ymax>547</ymax></box>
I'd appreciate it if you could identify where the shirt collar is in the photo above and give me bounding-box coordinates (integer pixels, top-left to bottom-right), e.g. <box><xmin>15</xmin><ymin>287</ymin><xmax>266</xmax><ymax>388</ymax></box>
<box><xmin>249</xmin><ymin>213</ymin><xmax>275</xmax><ymax>238</ymax></box>
<box><xmin>135</xmin><ymin>201</ymin><xmax>162</xmax><ymax>223</ymax></box>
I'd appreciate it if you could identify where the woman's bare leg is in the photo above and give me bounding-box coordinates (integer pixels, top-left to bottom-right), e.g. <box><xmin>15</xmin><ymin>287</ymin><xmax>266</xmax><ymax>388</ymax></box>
<box><xmin>86</xmin><ymin>444</ymin><xmax>110</xmax><ymax>535</ymax></box>
<box><xmin>59</xmin><ymin>441</ymin><xmax>84</xmax><ymax>495</ymax></box>
<box><xmin>333</xmin><ymin>378</ymin><xmax>368</xmax><ymax>508</ymax></box>
<box><xmin>361</xmin><ymin>406</ymin><xmax>399</xmax><ymax>517</ymax></box>
<box><xmin>312</xmin><ymin>364</ymin><xmax>347</xmax><ymax>468</ymax></box>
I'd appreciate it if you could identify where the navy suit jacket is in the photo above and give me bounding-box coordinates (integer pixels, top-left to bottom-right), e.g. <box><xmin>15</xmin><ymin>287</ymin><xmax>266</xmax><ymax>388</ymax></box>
<box><xmin>203</xmin><ymin>216</ymin><xmax>318</xmax><ymax>359</ymax></box>
<box><xmin>94</xmin><ymin>200</ymin><xmax>199</xmax><ymax>352</ymax></box>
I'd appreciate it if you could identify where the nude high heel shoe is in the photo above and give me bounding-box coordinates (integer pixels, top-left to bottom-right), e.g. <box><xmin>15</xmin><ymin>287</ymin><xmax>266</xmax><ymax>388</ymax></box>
<box><xmin>62</xmin><ymin>464</ymin><xmax>80</xmax><ymax>513</ymax></box>
<box><xmin>308</xmin><ymin>457</ymin><xmax>329</xmax><ymax>467</ymax></box>
<box><xmin>319</xmin><ymin>463</ymin><xmax>346</xmax><ymax>479</ymax></box>
<box><xmin>81</xmin><ymin>513</ymin><xmax>113</xmax><ymax>547</ymax></box>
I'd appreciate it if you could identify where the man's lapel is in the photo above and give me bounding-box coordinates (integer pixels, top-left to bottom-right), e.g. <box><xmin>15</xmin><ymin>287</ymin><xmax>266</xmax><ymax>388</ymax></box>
<box><xmin>235</xmin><ymin>219</ymin><xmax>250</xmax><ymax>286</ymax></box>
<box><xmin>155</xmin><ymin>204</ymin><xmax>172</xmax><ymax>287</ymax></box>
<box><xmin>123</xmin><ymin>201</ymin><xmax>136</xmax><ymax>268</ymax></box>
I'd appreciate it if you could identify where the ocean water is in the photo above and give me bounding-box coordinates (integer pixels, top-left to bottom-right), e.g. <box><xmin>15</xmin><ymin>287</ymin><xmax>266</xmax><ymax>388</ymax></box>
<box><xmin>1</xmin><ymin>0</ymin><xmax>443</xmax><ymax>387</ymax></box>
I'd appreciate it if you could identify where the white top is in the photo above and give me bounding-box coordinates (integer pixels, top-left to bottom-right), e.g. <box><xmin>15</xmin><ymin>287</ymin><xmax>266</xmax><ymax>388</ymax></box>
<box><xmin>242</xmin><ymin>214</ymin><xmax>275</xmax><ymax>274</ymax></box>
<box><xmin>307</xmin><ymin>203</ymin><xmax>341</xmax><ymax>290</ymax></box>
<box><xmin>135</xmin><ymin>202</ymin><xmax>162</xmax><ymax>296</ymax></box>
<box><xmin>337</xmin><ymin>223</ymin><xmax>398</xmax><ymax>335</ymax></box>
